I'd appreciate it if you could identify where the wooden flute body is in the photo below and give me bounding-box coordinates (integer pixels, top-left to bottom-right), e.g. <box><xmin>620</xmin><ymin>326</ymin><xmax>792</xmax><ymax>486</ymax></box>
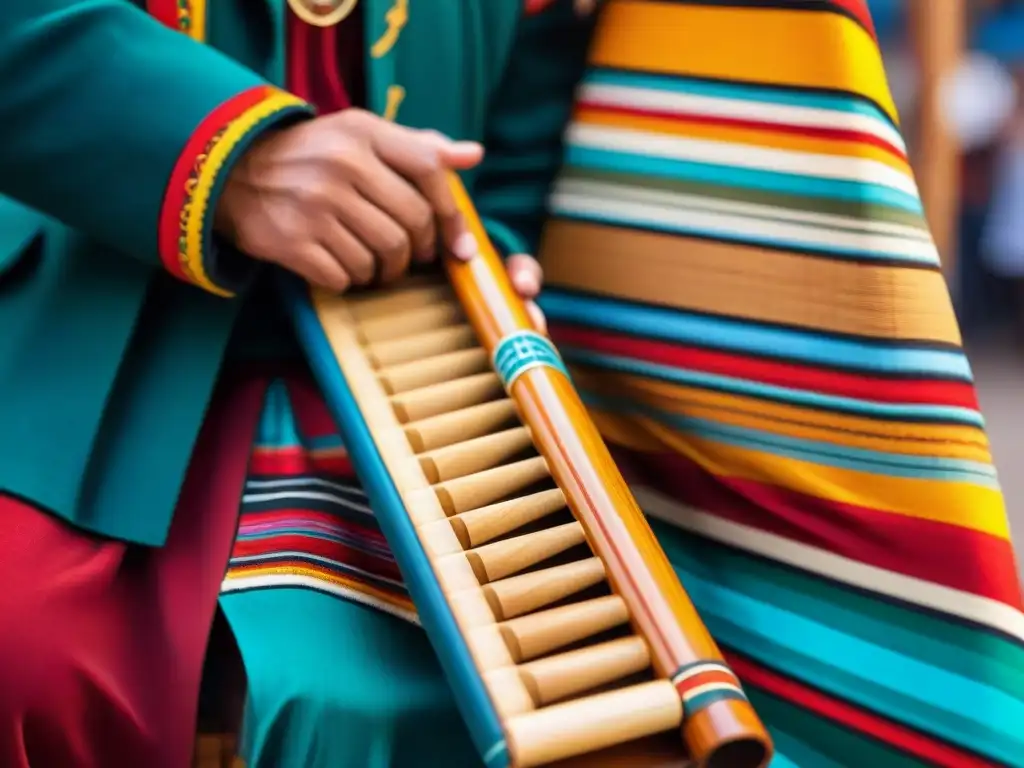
<box><xmin>280</xmin><ymin>175</ymin><xmax>772</xmax><ymax>767</ymax></box>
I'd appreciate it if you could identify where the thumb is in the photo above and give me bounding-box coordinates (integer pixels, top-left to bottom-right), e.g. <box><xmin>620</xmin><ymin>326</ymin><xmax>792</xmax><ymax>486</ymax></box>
<box><xmin>418</xmin><ymin>130</ymin><xmax>484</xmax><ymax>170</ymax></box>
<box><xmin>438</xmin><ymin>140</ymin><xmax>484</xmax><ymax>170</ymax></box>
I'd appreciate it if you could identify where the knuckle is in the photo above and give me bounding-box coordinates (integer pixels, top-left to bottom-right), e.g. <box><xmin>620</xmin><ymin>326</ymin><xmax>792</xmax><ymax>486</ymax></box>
<box><xmin>377</xmin><ymin>230</ymin><xmax>410</xmax><ymax>260</ymax></box>
<box><xmin>411</xmin><ymin>148</ymin><xmax>442</xmax><ymax>176</ymax></box>
<box><xmin>418</xmin><ymin>129</ymin><xmax>446</xmax><ymax>144</ymax></box>
<box><xmin>325</xmin><ymin>269</ymin><xmax>351</xmax><ymax>293</ymax></box>
<box><xmin>330</xmin><ymin>149</ymin><xmax>366</xmax><ymax>176</ymax></box>
<box><xmin>409</xmin><ymin>201</ymin><xmax>434</xmax><ymax>234</ymax></box>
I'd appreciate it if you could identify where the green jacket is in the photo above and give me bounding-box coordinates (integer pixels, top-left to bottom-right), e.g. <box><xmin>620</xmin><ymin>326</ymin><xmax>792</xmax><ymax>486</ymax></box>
<box><xmin>0</xmin><ymin>0</ymin><xmax>591</xmax><ymax>545</ymax></box>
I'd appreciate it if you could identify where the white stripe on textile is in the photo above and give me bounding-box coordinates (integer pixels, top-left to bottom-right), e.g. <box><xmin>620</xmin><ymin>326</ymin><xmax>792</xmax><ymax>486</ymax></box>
<box><xmin>554</xmin><ymin>176</ymin><xmax>933</xmax><ymax>241</ymax></box>
<box><xmin>567</xmin><ymin>124</ymin><xmax>920</xmax><ymax>197</ymax></box>
<box><xmin>579</xmin><ymin>82</ymin><xmax>908</xmax><ymax>154</ymax></box>
<box><xmin>549</xmin><ymin>188</ymin><xmax>940</xmax><ymax>264</ymax></box>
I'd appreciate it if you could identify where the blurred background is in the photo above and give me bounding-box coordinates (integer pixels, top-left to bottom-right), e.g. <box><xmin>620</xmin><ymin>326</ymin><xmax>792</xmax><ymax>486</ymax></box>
<box><xmin>868</xmin><ymin>0</ymin><xmax>1022</xmax><ymax>565</ymax></box>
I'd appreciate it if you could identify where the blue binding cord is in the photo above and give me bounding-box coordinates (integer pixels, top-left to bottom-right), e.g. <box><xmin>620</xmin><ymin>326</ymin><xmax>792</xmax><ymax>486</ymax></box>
<box><xmin>279</xmin><ymin>275</ymin><xmax>509</xmax><ymax>768</ymax></box>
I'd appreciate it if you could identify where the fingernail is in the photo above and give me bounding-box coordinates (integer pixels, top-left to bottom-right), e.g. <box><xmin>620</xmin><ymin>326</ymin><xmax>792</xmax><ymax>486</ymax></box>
<box><xmin>452</xmin><ymin>232</ymin><xmax>478</xmax><ymax>261</ymax></box>
<box><xmin>513</xmin><ymin>271</ymin><xmax>539</xmax><ymax>296</ymax></box>
<box><xmin>452</xmin><ymin>141</ymin><xmax>483</xmax><ymax>154</ymax></box>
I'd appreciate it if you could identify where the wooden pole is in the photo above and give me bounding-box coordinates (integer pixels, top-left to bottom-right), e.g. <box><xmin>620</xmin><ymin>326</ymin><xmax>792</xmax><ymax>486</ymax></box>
<box><xmin>907</xmin><ymin>0</ymin><xmax>966</xmax><ymax>275</ymax></box>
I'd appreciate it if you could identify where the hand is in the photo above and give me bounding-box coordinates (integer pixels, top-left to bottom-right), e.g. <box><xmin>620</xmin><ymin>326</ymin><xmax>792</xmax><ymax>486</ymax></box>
<box><xmin>215</xmin><ymin>109</ymin><xmax>483</xmax><ymax>291</ymax></box>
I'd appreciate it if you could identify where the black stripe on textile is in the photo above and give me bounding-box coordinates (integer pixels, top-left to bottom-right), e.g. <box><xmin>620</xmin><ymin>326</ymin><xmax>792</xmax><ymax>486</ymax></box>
<box><xmin>244</xmin><ymin>476</ymin><xmax>368</xmax><ymax>497</ymax></box>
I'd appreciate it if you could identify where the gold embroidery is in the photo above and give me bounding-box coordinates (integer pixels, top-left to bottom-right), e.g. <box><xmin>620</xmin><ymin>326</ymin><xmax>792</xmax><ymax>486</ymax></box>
<box><xmin>371</xmin><ymin>0</ymin><xmax>408</xmax><ymax>58</ymax></box>
<box><xmin>287</xmin><ymin>0</ymin><xmax>359</xmax><ymax>28</ymax></box>
<box><xmin>382</xmin><ymin>85</ymin><xmax>406</xmax><ymax>122</ymax></box>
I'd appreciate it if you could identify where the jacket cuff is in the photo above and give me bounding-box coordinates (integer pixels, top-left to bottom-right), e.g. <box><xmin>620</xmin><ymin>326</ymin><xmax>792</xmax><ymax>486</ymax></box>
<box><xmin>158</xmin><ymin>84</ymin><xmax>314</xmax><ymax>296</ymax></box>
<box><xmin>480</xmin><ymin>215</ymin><xmax>531</xmax><ymax>259</ymax></box>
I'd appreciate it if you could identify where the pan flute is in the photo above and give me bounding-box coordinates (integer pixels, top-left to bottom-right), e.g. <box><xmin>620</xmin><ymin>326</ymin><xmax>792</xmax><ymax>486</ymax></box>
<box><xmin>281</xmin><ymin>176</ymin><xmax>773</xmax><ymax>768</ymax></box>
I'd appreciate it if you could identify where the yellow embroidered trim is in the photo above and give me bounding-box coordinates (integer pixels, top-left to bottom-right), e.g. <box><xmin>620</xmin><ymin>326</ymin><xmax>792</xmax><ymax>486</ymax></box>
<box><xmin>371</xmin><ymin>0</ymin><xmax>408</xmax><ymax>58</ymax></box>
<box><xmin>177</xmin><ymin>0</ymin><xmax>206</xmax><ymax>41</ymax></box>
<box><xmin>180</xmin><ymin>91</ymin><xmax>307</xmax><ymax>296</ymax></box>
<box><xmin>382</xmin><ymin>85</ymin><xmax>406</xmax><ymax>122</ymax></box>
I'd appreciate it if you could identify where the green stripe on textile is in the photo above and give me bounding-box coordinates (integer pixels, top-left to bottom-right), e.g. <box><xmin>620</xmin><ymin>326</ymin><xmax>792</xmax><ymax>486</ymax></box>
<box><xmin>563</xmin><ymin>168</ymin><xmax>931</xmax><ymax>230</ymax></box>
<box><xmin>751</xmin><ymin>689</ymin><xmax>934</xmax><ymax>768</ymax></box>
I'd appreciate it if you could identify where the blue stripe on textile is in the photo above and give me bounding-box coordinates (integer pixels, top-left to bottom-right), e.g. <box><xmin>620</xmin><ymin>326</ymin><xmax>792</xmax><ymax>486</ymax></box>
<box><xmin>766</xmin><ymin>749</ymin><xmax>805</xmax><ymax>768</ymax></box>
<box><xmin>256</xmin><ymin>380</ymin><xmax>303</xmax><ymax>447</ymax></box>
<box><xmin>539</xmin><ymin>290</ymin><xmax>975</xmax><ymax>381</ymax></box>
<box><xmin>582</xmin><ymin>392</ymin><xmax>997</xmax><ymax>483</ymax></box>
<box><xmin>565</xmin><ymin>349</ymin><xmax>983</xmax><ymax>428</ymax></box>
<box><xmin>565</xmin><ymin>146</ymin><xmax>924</xmax><ymax>214</ymax></box>
<box><xmin>664</xmin><ymin>557</ymin><xmax>1024</xmax><ymax>761</ymax></box>
<box><xmin>584</xmin><ymin>68</ymin><xmax>899</xmax><ymax>128</ymax></box>
<box><xmin>551</xmin><ymin>207</ymin><xmax>937</xmax><ymax>266</ymax></box>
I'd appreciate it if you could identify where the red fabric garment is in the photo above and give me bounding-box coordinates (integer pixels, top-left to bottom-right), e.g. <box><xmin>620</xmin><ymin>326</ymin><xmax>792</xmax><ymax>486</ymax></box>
<box><xmin>288</xmin><ymin>6</ymin><xmax>364</xmax><ymax>112</ymax></box>
<box><xmin>0</xmin><ymin>375</ymin><xmax>267</xmax><ymax>768</ymax></box>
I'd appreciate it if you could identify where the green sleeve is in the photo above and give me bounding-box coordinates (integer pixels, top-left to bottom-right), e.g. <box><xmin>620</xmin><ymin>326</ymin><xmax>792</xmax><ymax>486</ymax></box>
<box><xmin>0</xmin><ymin>0</ymin><xmax>314</xmax><ymax>296</ymax></box>
<box><xmin>473</xmin><ymin>2</ymin><xmax>594</xmax><ymax>257</ymax></box>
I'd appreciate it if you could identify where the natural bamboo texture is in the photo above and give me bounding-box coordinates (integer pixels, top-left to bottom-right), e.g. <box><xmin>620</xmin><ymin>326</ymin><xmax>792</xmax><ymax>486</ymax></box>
<box><xmin>302</xmin><ymin>176</ymin><xmax>773</xmax><ymax>767</ymax></box>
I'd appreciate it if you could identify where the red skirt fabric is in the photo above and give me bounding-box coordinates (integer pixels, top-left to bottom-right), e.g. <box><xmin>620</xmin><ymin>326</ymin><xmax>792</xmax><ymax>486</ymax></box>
<box><xmin>0</xmin><ymin>375</ymin><xmax>267</xmax><ymax>768</ymax></box>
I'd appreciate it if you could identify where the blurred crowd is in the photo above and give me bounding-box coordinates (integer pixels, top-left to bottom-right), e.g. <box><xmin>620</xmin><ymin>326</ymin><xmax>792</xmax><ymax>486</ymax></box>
<box><xmin>869</xmin><ymin>0</ymin><xmax>1024</xmax><ymax>341</ymax></box>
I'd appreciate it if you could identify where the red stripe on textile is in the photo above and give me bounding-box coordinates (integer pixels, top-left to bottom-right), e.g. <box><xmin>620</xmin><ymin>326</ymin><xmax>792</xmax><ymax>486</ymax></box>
<box><xmin>236</xmin><ymin>517</ymin><xmax>385</xmax><ymax>552</ymax></box>
<box><xmin>283</xmin><ymin>376</ymin><xmax>348</xmax><ymax>438</ymax></box>
<box><xmin>248</xmin><ymin>447</ymin><xmax>354</xmax><ymax>477</ymax></box>
<box><xmin>628</xmin><ymin>450</ymin><xmax>1023</xmax><ymax>608</ymax></box>
<box><xmin>550</xmin><ymin>324</ymin><xmax>980</xmax><ymax>409</ymax></box>
<box><xmin>826</xmin><ymin>0</ymin><xmax>877</xmax><ymax>39</ymax></box>
<box><xmin>725</xmin><ymin>653</ymin><xmax>994</xmax><ymax>768</ymax></box>
<box><xmin>238</xmin><ymin>507</ymin><xmax>376</xmax><ymax>531</ymax></box>
<box><xmin>577</xmin><ymin>101</ymin><xmax>906</xmax><ymax>160</ymax></box>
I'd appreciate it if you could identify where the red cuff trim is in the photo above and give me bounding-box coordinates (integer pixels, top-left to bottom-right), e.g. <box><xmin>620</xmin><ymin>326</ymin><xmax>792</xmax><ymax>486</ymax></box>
<box><xmin>158</xmin><ymin>85</ymin><xmax>308</xmax><ymax>296</ymax></box>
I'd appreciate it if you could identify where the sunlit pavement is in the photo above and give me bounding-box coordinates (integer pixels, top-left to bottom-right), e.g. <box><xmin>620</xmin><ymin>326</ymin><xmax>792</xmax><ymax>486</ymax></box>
<box><xmin>967</xmin><ymin>336</ymin><xmax>1023</xmax><ymax>577</ymax></box>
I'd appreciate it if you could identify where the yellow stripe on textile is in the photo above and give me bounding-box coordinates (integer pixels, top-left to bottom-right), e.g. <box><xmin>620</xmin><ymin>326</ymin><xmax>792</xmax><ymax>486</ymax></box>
<box><xmin>630</xmin><ymin>416</ymin><xmax>1009</xmax><ymax>539</ymax></box>
<box><xmin>589</xmin><ymin>1</ymin><xmax>898</xmax><ymax>122</ymax></box>
<box><xmin>571</xmin><ymin>369</ymin><xmax>993</xmax><ymax>459</ymax></box>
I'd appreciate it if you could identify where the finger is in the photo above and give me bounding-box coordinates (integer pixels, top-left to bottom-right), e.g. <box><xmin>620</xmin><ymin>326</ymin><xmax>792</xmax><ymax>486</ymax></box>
<box><xmin>316</xmin><ymin>217</ymin><xmax>378</xmax><ymax>285</ymax></box>
<box><xmin>352</xmin><ymin>160</ymin><xmax>437</xmax><ymax>262</ymax></box>
<box><xmin>525</xmin><ymin>300</ymin><xmax>547</xmax><ymax>335</ymax></box>
<box><xmin>292</xmin><ymin>244</ymin><xmax>353</xmax><ymax>293</ymax></box>
<box><xmin>506</xmin><ymin>253</ymin><xmax>543</xmax><ymax>299</ymax></box>
<box><xmin>371</xmin><ymin>127</ymin><xmax>482</xmax><ymax>256</ymax></box>
<box><xmin>333</xmin><ymin>197</ymin><xmax>412</xmax><ymax>284</ymax></box>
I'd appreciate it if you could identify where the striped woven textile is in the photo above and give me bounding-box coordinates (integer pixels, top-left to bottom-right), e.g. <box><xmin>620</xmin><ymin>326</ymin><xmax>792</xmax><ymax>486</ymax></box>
<box><xmin>537</xmin><ymin>1</ymin><xmax>1024</xmax><ymax>766</ymax></box>
<box><xmin>221</xmin><ymin>378</ymin><xmax>415</xmax><ymax>624</ymax></box>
